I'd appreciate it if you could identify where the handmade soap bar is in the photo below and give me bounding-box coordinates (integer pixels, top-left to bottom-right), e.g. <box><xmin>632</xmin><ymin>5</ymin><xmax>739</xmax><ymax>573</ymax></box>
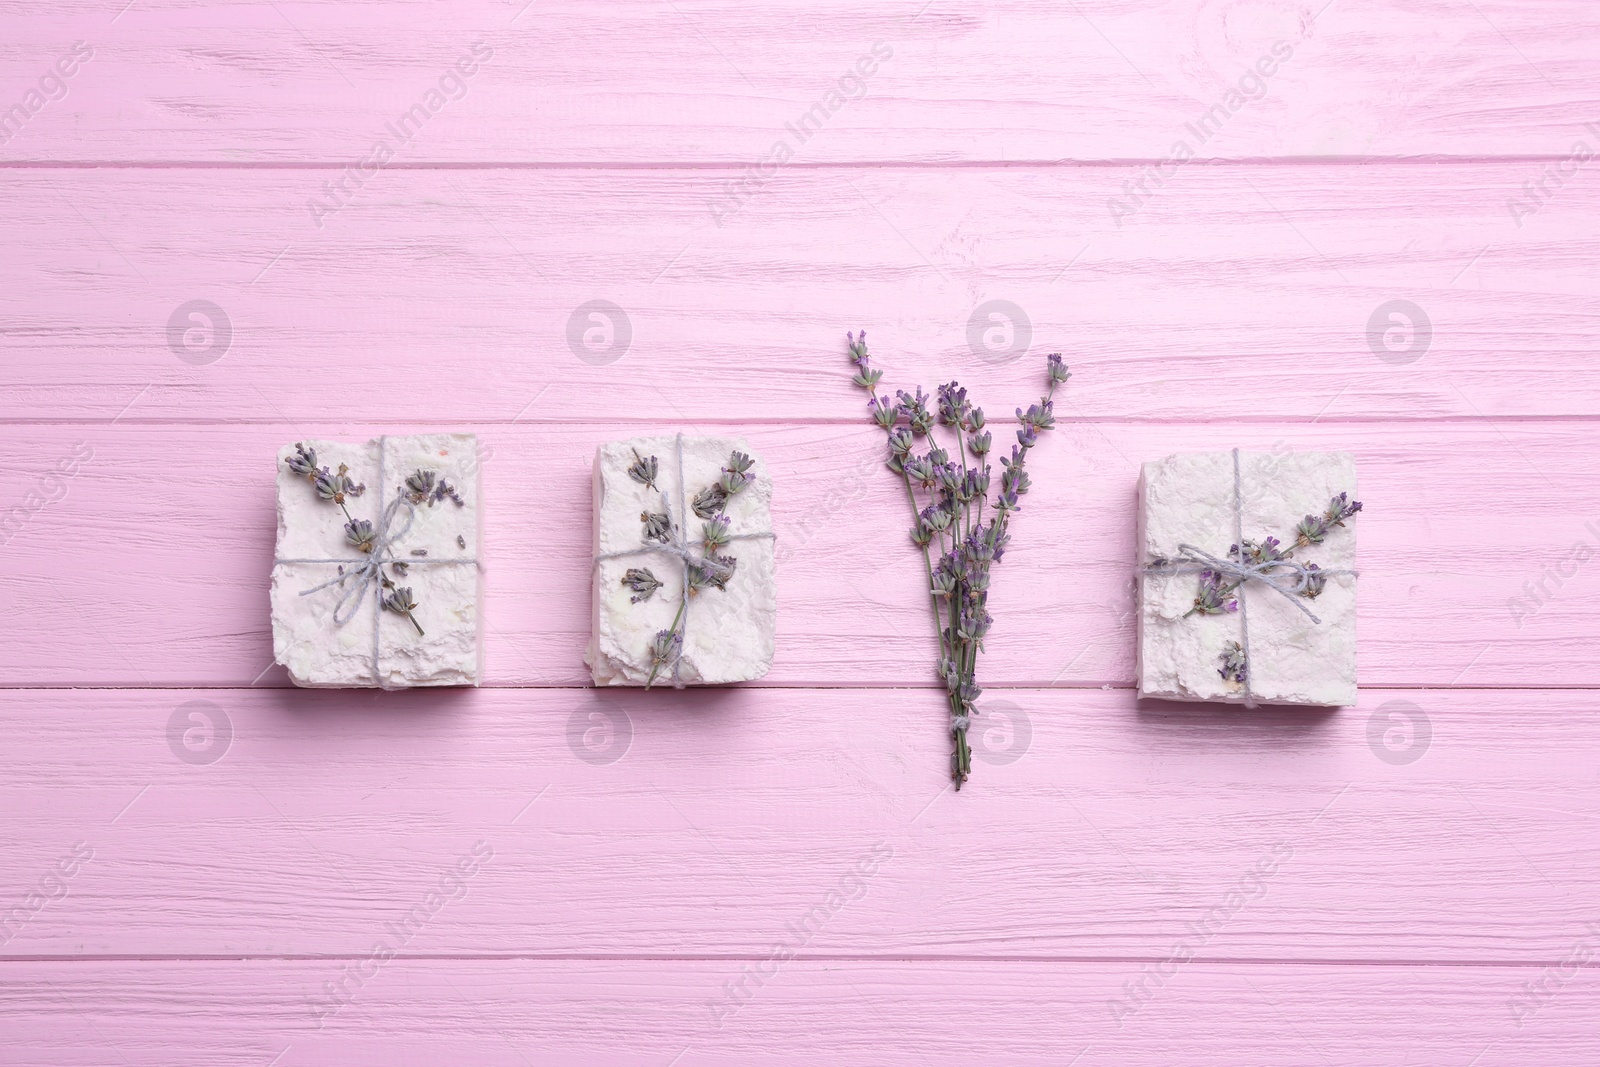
<box><xmin>1137</xmin><ymin>449</ymin><xmax>1358</xmax><ymax>706</ymax></box>
<box><xmin>586</xmin><ymin>434</ymin><xmax>776</xmax><ymax>687</ymax></box>
<box><xmin>271</xmin><ymin>434</ymin><xmax>481</xmax><ymax>689</ymax></box>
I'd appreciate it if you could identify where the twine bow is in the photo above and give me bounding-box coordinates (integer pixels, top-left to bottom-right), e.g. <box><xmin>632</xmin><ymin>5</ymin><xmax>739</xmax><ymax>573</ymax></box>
<box><xmin>592</xmin><ymin>433</ymin><xmax>775</xmax><ymax>688</ymax></box>
<box><xmin>1140</xmin><ymin>448</ymin><xmax>1355</xmax><ymax>706</ymax></box>
<box><xmin>273</xmin><ymin>435</ymin><xmax>478</xmax><ymax>690</ymax></box>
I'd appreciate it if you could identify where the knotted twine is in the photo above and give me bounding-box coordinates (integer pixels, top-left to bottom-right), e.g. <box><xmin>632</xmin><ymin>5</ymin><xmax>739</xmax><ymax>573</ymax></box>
<box><xmin>272</xmin><ymin>435</ymin><xmax>478</xmax><ymax>690</ymax></box>
<box><xmin>1140</xmin><ymin>448</ymin><xmax>1356</xmax><ymax>706</ymax></box>
<box><xmin>592</xmin><ymin>433</ymin><xmax>775</xmax><ymax>688</ymax></box>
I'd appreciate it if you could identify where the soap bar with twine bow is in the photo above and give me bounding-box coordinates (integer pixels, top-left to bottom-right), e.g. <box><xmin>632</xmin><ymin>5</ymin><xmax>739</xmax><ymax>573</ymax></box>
<box><xmin>585</xmin><ymin>435</ymin><xmax>776</xmax><ymax>687</ymax></box>
<box><xmin>270</xmin><ymin>434</ymin><xmax>482</xmax><ymax>689</ymax></box>
<box><xmin>1137</xmin><ymin>449</ymin><xmax>1360</xmax><ymax>706</ymax></box>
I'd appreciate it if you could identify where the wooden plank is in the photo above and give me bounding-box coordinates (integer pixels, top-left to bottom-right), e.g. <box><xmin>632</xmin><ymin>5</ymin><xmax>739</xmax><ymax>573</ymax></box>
<box><xmin>3</xmin><ymin>1</ymin><xmax>1598</xmax><ymax>164</ymax></box>
<box><xmin>4</xmin><ymin>957</ymin><xmax>1598</xmax><ymax>1065</ymax></box>
<box><xmin>2</xmin><ymin>165</ymin><xmax>1596</xmax><ymax>425</ymax></box>
<box><xmin>1</xmin><ymin>687</ymin><xmax>1595</xmax><ymax>961</ymax></box>
<box><xmin>0</xmin><ymin>420</ymin><xmax>1594</xmax><ymax>688</ymax></box>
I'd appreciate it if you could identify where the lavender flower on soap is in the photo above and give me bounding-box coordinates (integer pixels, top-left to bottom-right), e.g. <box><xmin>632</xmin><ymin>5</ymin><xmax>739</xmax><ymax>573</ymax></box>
<box><xmin>846</xmin><ymin>331</ymin><xmax>1069</xmax><ymax>789</ymax></box>
<box><xmin>622</xmin><ymin>448</ymin><xmax>754</xmax><ymax>687</ymax></box>
<box><xmin>285</xmin><ymin>443</ymin><xmax>466</xmax><ymax>636</ymax></box>
<box><xmin>1168</xmin><ymin>490</ymin><xmax>1363</xmax><ymax>688</ymax></box>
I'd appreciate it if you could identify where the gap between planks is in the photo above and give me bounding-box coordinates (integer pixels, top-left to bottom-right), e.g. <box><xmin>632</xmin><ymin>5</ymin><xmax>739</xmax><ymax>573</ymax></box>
<box><xmin>2</xmin><ymin>684</ymin><xmax>1597</xmax><ymax>692</ymax></box>
<box><xmin>0</xmin><ymin>155</ymin><xmax>1588</xmax><ymax>170</ymax></box>
<box><xmin>9</xmin><ymin>414</ymin><xmax>1600</xmax><ymax>428</ymax></box>
<box><xmin>2</xmin><ymin>953</ymin><xmax>1596</xmax><ymax>969</ymax></box>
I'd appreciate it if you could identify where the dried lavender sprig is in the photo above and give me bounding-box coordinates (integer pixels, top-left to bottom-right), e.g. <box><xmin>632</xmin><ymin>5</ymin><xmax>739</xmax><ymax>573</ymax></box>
<box><xmin>633</xmin><ymin>449</ymin><xmax>751</xmax><ymax>684</ymax></box>
<box><xmin>845</xmin><ymin>330</ymin><xmax>1067</xmax><ymax>788</ymax></box>
<box><xmin>1200</xmin><ymin>494</ymin><xmax>1364</xmax><ymax>608</ymax></box>
<box><xmin>382</xmin><ymin>585</ymin><xmax>425</xmax><ymax>636</ymax></box>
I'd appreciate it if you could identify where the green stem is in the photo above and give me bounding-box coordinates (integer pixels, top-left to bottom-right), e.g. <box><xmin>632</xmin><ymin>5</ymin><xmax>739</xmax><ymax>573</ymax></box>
<box><xmin>953</xmin><ymin>424</ymin><xmax>972</xmax><ymax>544</ymax></box>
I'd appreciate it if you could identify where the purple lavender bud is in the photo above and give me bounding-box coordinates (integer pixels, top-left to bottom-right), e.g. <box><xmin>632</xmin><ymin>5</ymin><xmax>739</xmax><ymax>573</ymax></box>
<box><xmin>869</xmin><ymin>394</ymin><xmax>899</xmax><ymax>429</ymax></box>
<box><xmin>1046</xmin><ymin>352</ymin><xmax>1071</xmax><ymax>386</ymax></box>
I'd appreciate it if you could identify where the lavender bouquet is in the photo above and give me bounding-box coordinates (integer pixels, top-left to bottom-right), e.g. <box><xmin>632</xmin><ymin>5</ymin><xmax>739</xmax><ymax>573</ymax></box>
<box><xmin>846</xmin><ymin>331</ymin><xmax>1069</xmax><ymax>787</ymax></box>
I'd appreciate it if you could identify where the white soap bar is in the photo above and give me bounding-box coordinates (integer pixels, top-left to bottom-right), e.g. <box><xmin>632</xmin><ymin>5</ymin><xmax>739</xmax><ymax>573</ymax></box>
<box><xmin>585</xmin><ymin>435</ymin><xmax>776</xmax><ymax>686</ymax></box>
<box><xmin>1137</xmin><ymin>450</ymin><xmax>1357</xmax><ymax>706</ymax></box>
<box><xmin>271</xmin><ymin>434</ymin><xmax>482</xmax><ymax>689</ymax></box>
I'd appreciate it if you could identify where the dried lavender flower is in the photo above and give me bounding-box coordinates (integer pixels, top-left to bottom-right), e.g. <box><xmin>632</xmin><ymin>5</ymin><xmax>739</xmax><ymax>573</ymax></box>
<box><xmin>312</xmin><ymin>469</ymin><xmax>349</xmax><ymax>502</ymax></box>
<box><xmin>382</xmin><ymin>585</ymin><xmax>424</xmax><ymax>635</ymax></box>
<box><xmin>703</xmin><ymin>554</ymin><xmax>737</xmax><ymax>591</ymax></box>
<box><xmin>1046</xmin><ymin>353</ymin><xmax>1072</xmax><ymax>386</ymax></box>
<box><xmin>1187</xmin><ymin>569</ymin><xmax>1239</xmax><ymax>616</ymax></box>
<box><xmin>622</xmin><ymin>567</ymin><xmax>663</xmax><ymax>603</ymax></box>
<box><xmin>286</xmin><ymin>443</ymin><xmax>319</xmax><ymax>478</ymax></box>
<box><xmin>719</xmin><ymin>451</ymin><xmax>755</xmax><ymax>496</ymax></box>
<box><xmin>344</xmin><ymin>518</ymin><xmax>376</xmax><ymax>553</ymax></box>
<box><xmin>404</xmin><ymin>469</ymin><xmax>437</xmax><ymax>502</ymax></box>
<box><xmin>685</xmin><ymin>561</ymin><xmax>716</xmax><ymax>596</ymax></box>
<box><xmin>702</xmin><ymin>514</ymin><xmax>731</xmax><ymax>552</ymax></box>
<box><xmin>1219</xmin><ymin>641</ymin><xmax>1248</xmax><ymax>685</ymax></box>
<box><xmin>692</xmin><ymin>484</ymin><xmax>728</xmax><ymax>519</ymax></box>
<box><xmin>1301</xmin><ymin>561</ymin><xmax>1328</xmax><ymax>599</ymax></box>
<box><xmin>641</xmin><ymin>510</ymin><xmax>673</xmax><ymax>543</ymax></box>
<box><xmin>646</xmin><ymin>628</ymin><xmax>683</xmax><ymax>688</ymax></box>
<box><xmin>869</xmin><ymin>394</ymin><xmax>899</xmax><ymax>430</ymax></box>
<box><xmin>628</xmin><ymin>450</ymin><xmax>659</xmax><ymax>491</ymax></box>
<box><xmin>898</xmin><ymin>387</ymin><xmax>935</xmax><ymax>436</ymax></box>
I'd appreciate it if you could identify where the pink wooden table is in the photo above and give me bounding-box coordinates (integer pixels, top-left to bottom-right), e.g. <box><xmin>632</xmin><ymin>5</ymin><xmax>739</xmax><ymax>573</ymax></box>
<box><xmin>3</xmin><ymin>1</ymin><xmax>1598</xmax><ymax>1063</ymax></box>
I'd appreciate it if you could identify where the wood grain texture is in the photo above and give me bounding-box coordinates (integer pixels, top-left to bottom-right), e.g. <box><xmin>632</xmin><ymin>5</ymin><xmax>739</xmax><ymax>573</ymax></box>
<box><xmin>5</xmin><ymin>0</ymin><xmax>1599</xmax><ymax>1061</ymax></box>
<box><xmin>3</xmin><ymin>165</ymin><xmax>1597</xmax><ymax>424</ymax></box>
<box><xmin>1</xmin><ymin>420</ymin><xmax>1594</xmax><ymax>687</ymax></box>
<box><xmin>5</xmin><ymin>958</ymin><xmax>1599</xmax><ymax>1066</ymax></box>
<box><xmin>3</xmin><ymin>1</ymin><xmax>1598</xmax><ymax>164</ymax></box>
<box><xmin>1</xmin><ymin>687</ymin><xmax>1594</xmax><ymax>961</ymax></box>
